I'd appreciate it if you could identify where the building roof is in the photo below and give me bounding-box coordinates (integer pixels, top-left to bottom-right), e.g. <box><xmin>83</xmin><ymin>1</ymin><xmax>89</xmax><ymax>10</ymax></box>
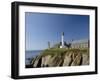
<box><xmin>71</xmin><ymin>39</ymin><xmax>89</xmax><ymax>44</ymax></box>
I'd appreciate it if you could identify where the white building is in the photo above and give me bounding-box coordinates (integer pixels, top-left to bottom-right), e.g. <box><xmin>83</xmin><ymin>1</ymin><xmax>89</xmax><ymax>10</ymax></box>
<box><xmin>60</xmin><ymin>32</ymin><xmax>65</xmax><ymax>48</ymax></box>
<box><xmin>71</xmin><ymin>39</ymin><xmax>89</xmax><ymax>49</ymax></box>
<box><xmin>59</xmin><ymin>32</ymin><xmax>89</xmax><ymax>49</ymax></box>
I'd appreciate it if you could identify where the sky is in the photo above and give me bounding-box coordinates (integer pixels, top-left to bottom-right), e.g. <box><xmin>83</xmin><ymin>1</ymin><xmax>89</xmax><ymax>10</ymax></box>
<box><xmin>25</xmin><ymin>12</ymin><xmax>89</xmax><ymax>50</ymax></box>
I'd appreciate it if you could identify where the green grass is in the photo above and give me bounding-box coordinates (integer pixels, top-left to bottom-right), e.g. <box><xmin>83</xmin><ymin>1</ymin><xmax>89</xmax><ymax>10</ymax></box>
<box><xmin>39</xmin><ymin>48</ymin><xmax>89</xmax><ymax>57</ymax></box>
<box><xmin>31</xmin><ymin>48</ymin><xmax>89</xmax><ymax>64</ymax></box>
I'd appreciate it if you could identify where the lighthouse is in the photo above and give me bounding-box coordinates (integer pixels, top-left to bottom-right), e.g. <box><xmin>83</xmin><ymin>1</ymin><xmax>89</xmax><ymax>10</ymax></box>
<box><xmin>60</xmin><ymin>32</ymin><xmax>64</xmax><ymax>48</ymax></box>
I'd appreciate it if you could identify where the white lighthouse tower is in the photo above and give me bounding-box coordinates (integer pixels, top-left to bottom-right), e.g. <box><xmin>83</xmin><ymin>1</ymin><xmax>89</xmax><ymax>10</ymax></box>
<box><xmin>60</xmin><ymin>32</ymin><xmax>64</xmax><ymax>48</ymax></box>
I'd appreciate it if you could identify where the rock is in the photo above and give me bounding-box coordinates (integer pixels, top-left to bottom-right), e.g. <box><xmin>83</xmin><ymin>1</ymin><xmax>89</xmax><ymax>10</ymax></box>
<box><xmin>63</xmin><ymin>53</ymin><xmax>72</xmax><ymax>66</ymax></box>
<box><xmin>32</xmin><ymin>56</ymin><xmax>42</xmax><ymax>67</ymax></box>
<box><xmin>41</xmin><ymin>55</ymin><xmax>51</xmax><ymax>67</ymax></box>
<box><xmin>71</xmin><ymin>53</ymin><xmax>82</xmax><ymax>66</ymax></box>
<box><xmin>30</xmin><ymin>49</ymin><xmax>89</xmax><ymax>68</ymax></box>
<box><xmin>82</xmin><ymin>54</ymin><xmax>89</xmax><ymax>65</ymax></box>
<box><xmin>33</xmin><ymin>59</ymin><xmax>40</xmax><ymax>67</ymax></box>
<box><xmin>48</xmin><ymin>54</ymin><xmax>63</xmax><ymax>67</ymax></box>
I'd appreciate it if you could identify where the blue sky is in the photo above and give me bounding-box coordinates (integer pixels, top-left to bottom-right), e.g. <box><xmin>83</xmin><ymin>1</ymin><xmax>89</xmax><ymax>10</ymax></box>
<box><xmin>25</xmin><ymin>12</ymin><xmax>89</xmax><ymax>50</ymax></box>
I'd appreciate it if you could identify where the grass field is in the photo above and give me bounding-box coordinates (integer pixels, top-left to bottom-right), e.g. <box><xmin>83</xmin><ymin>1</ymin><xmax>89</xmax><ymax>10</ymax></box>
<box><xmin>39</xmin><ymin>48</ymin><xmax>89</xmax><ymax>57</ymax></box>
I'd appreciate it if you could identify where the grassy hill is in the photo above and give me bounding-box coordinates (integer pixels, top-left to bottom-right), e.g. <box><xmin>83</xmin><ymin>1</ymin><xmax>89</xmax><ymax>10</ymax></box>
<box><xmin>27</xmin><ymin>48</ymin><xmax>89</xmax><ymax>68</ymax></box>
